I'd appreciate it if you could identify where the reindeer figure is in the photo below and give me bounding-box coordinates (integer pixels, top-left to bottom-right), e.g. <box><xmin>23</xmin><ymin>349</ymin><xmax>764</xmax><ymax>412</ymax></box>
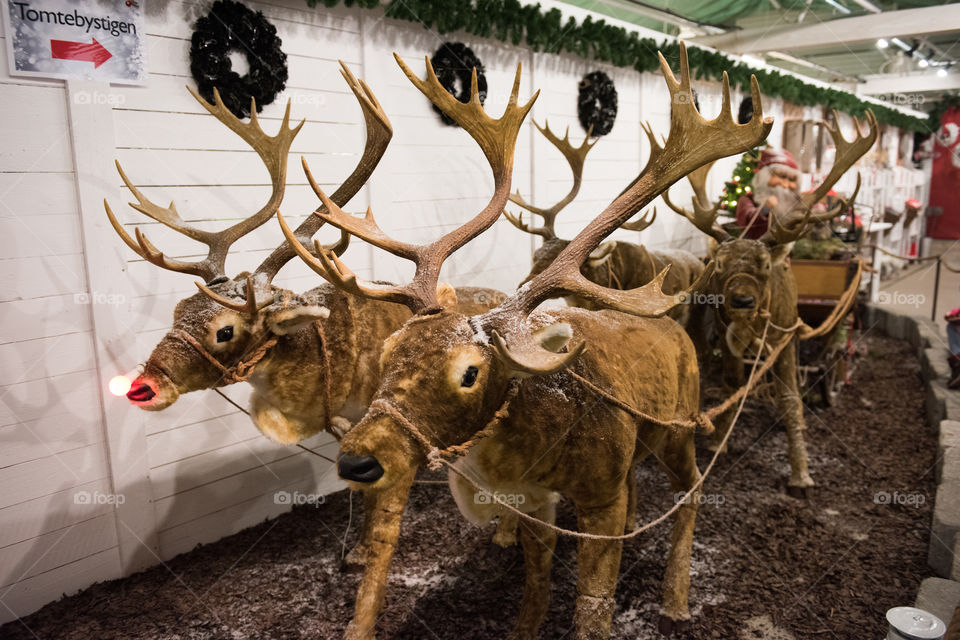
<box><xmin>664</xmin><ymin>111</ymin><xmax>875</xmax><ymax>497</ymax></box>
<box><xmin>105</xmin><ymin>65</ymin><xmax>497</xmax><ymax>445</ymax></box>
<box><xmin>282</xmin><ymin>45</ymin><xmax>770</xmax><ymax>638</ymax></box>
<box><xmin>504</xmin><ymin>121</ymin><xmax>705</xmax><ymax>327</ymax></box>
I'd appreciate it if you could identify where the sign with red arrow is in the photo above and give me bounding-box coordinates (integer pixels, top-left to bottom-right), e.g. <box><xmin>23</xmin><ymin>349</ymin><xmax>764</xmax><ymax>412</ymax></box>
<box><xmin>51</xmin><ymin>38</ymin><xmax>113</xmax><ymax>69</ymax></box>
<box><xmin>3</xmin><ymin>0</ymin><xmax>145</xmax><ymax>84</ymax></box>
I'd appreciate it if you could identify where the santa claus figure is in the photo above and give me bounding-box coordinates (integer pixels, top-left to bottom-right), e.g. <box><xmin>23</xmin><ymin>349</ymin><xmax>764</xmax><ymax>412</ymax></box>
<box><xmin>736</xmin><ymin>148</ymin><xmax>802</xmax><ymax>239</ymax></box>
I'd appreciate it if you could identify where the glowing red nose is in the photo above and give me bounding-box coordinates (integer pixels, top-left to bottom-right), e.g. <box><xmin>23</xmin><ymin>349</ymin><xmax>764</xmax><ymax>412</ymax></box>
<box><xmin>126</xmin><ymin>382</ymin><xmax>156</xmax><ymax>402</ymax></box>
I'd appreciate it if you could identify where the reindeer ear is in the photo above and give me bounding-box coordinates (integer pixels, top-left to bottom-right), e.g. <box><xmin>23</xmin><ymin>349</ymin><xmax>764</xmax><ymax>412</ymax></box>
<box><xmin>770</xmin><ymin>243</ymin><xmax>792</xmax><ymax>266</ymax></box>
<box><xmin>266</xmin><ymin>305</ymin><xmax>330</xmax><ymax>335</ymax></box>
<box><xmin>533</xmin><ymin>322</ymin><xmax>573</xmax><ymax>353</ymax></box>
<box><xmin>436</xmin><ymin>283</ymin><xmax>459</xmax><ymax>310</ymax></box>
<box><xmin>586</xmin><ymin>241</ymin><xmax>617</xmax><ymax>268</ymax></box>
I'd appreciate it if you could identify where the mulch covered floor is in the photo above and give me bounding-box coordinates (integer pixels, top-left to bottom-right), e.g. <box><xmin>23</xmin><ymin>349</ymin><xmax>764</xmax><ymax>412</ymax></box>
<box><xmin>3</xmin><ymin>333</ymin><xmax>935</xmax><ymax>639</ymax></box>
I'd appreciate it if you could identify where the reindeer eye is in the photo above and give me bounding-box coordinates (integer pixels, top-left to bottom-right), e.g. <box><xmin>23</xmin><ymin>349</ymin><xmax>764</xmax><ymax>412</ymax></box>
<box><xmin>216</xmin><ymin>326</ymin><xmax>234</xmax><ymax>343</ymax></box>
<box><xmin>461</xmin><ymin>366</ymin><xmax>479</xmax><ymax>388</ymax></box>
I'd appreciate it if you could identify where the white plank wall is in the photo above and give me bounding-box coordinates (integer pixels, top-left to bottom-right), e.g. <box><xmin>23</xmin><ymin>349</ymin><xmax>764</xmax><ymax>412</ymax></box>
<box><xmin>0</xmin><ymin>0</ymin><xmax>895</xmax><ymax>625</ymax></box>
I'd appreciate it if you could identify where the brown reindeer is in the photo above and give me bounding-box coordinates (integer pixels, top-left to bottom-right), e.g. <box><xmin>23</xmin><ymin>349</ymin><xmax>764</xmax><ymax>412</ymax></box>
<box><xmin>664</xmin><ymin>111</ymin><xmax>875</xmax><ymax>497</ymax></box>
<box><xmin>105</xmin><ymin>65</ymin><xmax>497</xmax><ymax>445</ymax></box>
<box><xmin>504</xmin><ymin>121</ymin><xmax>705</xmax><ymax>326</ymax></box>
<box><xmin>281</xmin><ymin>46</ymin><xmax>770</xmax><ymax>638</ymax></box>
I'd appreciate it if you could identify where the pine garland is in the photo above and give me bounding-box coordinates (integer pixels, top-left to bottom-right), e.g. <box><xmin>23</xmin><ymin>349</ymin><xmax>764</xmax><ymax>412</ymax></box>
<box><xmin>304</xmin><ymin>0</ymin><xmax>938</xmax><ymax>133</ymax></box>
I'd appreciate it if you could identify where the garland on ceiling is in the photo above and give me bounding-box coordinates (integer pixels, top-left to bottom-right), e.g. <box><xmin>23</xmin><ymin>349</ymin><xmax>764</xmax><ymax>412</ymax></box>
<box><xmin>303</xmin><ymin>0</ymin><xmax>933</xmax><ymax>133</ymax></box>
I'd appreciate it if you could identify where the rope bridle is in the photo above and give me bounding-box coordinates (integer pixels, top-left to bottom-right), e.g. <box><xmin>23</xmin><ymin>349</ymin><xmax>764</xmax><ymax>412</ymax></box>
<box><xmin>174</xmin><ymin>329</ymin><xmax>278</xmax><ymax>385</ymax></box>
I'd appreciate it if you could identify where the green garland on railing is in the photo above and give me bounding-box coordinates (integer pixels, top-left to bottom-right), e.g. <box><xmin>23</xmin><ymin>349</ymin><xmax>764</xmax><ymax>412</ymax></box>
<box><xmin>304</xmin><ymin>0</ymin><xmax>935</xmax><ymax>132</ymax></box>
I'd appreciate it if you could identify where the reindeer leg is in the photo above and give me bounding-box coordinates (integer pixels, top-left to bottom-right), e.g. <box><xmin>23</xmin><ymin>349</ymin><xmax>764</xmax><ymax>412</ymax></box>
<box><xmin>343</xmin><ymin>491</ymin><xmax>370</xmax><ymax>569</ymax></box>
<box><xmin>573</xmin><ymin>484</ymin><xmax>628</xmax><ymax>640</ymax></box>
<box><xmin>508</xmin><ymin>502</ymin><xmax>558</xmax><ymax>640</ymax></box>
<box><xmin>625</xmin><ymin>462</ymin><xmax>638</xmax><ymax>532</ymax></box>
<box><xmin>774</xmin><ymin>337</ymin><xmax>814</xmax><ymax>496</ymax></box>
<box><xmin>656</xmin><ymin>433</ymin><xmax>701</xmax><ymax>635</ymax></box>
<box><xmin>344</xmin><ymin>468</ymin><xmax>416</xmax><ymax>640</ymax></box>
<box><xmin>493</xmin><ymin>508</ymin><xmax>520</xmax><ymax>547</ymax></box>
<box><xmin>709</xmin><ymin>341</ymin><xmax>744</xmax><ymax>452</ymax></box>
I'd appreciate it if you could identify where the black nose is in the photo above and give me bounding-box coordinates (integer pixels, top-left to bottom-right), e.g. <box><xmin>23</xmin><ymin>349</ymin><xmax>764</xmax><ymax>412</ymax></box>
<box><xmin>731</xmin><ymin>294</ymin><xmax>755</xmax><ymax>309</ymax></box>
<box><xmin>338</xmin><ymin>455</ymin><xmax>384</xmax><ymax>483</ymax></box>
<box><xmin>127</xmin><ymin>383</ymin><xmax>156</xmax><ymax>402</ymax></box>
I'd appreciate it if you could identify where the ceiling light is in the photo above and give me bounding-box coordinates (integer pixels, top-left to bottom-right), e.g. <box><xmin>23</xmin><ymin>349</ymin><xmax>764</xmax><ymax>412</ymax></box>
<box><xmin>919</xmin><ymin>59</ymin><xmax>929</xmax><ymax>68</ymax></box>
<box><xmin>938</xmin><ymin>68</ymin><xmax>948</xmax><ymax>77</ymax></box>
<box><xmin>876</xmin><ymin>39</ymin><xmax>889</xmax><ymax>49</ymax></box>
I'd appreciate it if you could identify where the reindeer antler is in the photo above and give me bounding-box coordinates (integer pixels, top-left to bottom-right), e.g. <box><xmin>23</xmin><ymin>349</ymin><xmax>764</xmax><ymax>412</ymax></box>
<box><xmin>194</xmin><ymin>275</ymin><xmax>273</xmax><ymax>320</ymax></box>
<box><xmin>484</xmin><ymin>43</ymin><xmax>772</xmax><ymax>374</ymax></box>
<box><xmin>504</xmin><ymin>121</ymin><xmax>597</xmax><ymax>240</ymax></box>
<box><xmin>104</xmin><ymin>87</ymin><xmax>303</xmax><ymax>283</ymax></box>
<box><xmin>281</xmin><ymin>55</ymin><xmax>537</xmax><ymax>315</ymax></box>
<box><xmin>504</xmin><ymin>43</ymin><xmax>771</xmax><ymax>318</ymax></box>
<box><xmin>662</xmin><ymin>160</ymin><xmax>731</xmax><ymax>242</ymax></box>
<box><xmin>253</xmin><ymin>61</ymin><xmax>393</xmax><ymax>282</ymax></box>
<box><xmin>761</xmin><ymin>110</ymin><xmax>876</xmax><ymax>246</ymax></box>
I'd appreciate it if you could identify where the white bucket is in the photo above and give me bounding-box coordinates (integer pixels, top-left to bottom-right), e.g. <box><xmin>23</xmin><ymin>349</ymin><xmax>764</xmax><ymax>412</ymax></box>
<box><xmin>886</xmin><ymin>607</ymin><xmax>946</xmax><ymax>640</ymax></box>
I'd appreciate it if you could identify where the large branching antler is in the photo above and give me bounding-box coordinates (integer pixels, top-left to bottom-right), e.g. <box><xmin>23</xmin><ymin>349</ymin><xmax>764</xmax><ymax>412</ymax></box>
<box><xmin>254</xmin><ymin>61</ymin><xmax>393</xmax><ymax>282</ymax></box>
<box><xmin>761</xmin><ymin>110</ymin><xmax>876</xmax><ymax>246</ymax></box>
<box><xmin>662</xmin><ymin>160</ymin><xmax>731</xmax><ymax>242</ymax></box>
<box><xmin>483</xmin><ymin>43</ymin><xmax>772</xmax><ymax>374</ymax></box>
<box><xmin>503</xmin><ymin>121</ymin><xmax>596</xmax><ymax>240</ymax></box>
<box><xmin>503</xmin><ymin>43</ymin><xmax>771</xmax><ymax>318</ymax></box>
<box><xmin>280</xmin><ymin>54</ymin><xmax>537</xmax><ymax>315</ymax></box>
<box><xmin>104</xmin><ymin>87</ymin><xmax>303</xmax><ymax>283</ymax></box>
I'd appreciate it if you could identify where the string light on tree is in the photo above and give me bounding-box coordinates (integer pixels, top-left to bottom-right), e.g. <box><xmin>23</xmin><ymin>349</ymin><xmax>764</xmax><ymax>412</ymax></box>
<box><xmin>719</xmin><ymin>146</ymin><xmax>767</xmax><ymax>214</ymax></box>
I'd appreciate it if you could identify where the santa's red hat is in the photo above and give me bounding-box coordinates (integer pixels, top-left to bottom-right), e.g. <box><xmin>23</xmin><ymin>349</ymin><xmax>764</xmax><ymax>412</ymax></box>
<box><xmin>757</xmin><ymin>148</ymin><xmax>799</xmax><ymax>173</ymax></box>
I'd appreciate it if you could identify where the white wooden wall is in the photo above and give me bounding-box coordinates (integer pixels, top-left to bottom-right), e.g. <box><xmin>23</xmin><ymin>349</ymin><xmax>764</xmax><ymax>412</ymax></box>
<box><xmin>0</xmin><ymin>0</ymin><xmax>893</xmax><ymax>623</ymax></box>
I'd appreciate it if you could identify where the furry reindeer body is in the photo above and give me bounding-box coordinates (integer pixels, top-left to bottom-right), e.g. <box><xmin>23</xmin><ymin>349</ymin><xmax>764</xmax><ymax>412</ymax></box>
<box><xmin>283</xmin><ymin>46</ymin><xmax>771</xmax><ymax>638</ymax></box>
<box><xmin>664</xmin><ymin>114</ymin><xmax>876</xmax><ymax>494</ymax></box>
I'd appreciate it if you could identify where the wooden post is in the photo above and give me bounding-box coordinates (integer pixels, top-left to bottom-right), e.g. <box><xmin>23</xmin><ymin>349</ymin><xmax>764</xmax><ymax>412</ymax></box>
<box><xmin>65</xmin><ymin>79</ymin><xmax>158</xmax><ymax>572</ymax></box>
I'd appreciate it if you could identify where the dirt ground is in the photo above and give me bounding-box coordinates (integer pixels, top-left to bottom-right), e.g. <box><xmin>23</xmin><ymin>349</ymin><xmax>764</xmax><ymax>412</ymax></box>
<box><xmin>2</xmin><ymin>333</ymin><xmax>936</xmax><ymax>639</ymax></box>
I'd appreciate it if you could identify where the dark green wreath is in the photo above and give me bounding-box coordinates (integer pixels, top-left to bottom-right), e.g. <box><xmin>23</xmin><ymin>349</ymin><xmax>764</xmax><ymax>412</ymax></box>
<box><xmin>578</xmin><ymin>71</ymin><xmax>617</xmax><ymax>136</ymax></box>
<box><xmin>190</xmin><ymin>0</ymin><xmax>288</xmax><ymax>119</ymax></box>
<box><xmin>429</xmin><ymin>42</ymin><xmax>487</xmax><ymax>127</ymax></box>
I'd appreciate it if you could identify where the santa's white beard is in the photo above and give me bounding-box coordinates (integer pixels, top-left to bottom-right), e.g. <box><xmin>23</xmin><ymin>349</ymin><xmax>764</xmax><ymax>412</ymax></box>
<box><xmin>753</xmin><ymin>181</ymin><xmax>801</xmax><ymax>217</ymax></box>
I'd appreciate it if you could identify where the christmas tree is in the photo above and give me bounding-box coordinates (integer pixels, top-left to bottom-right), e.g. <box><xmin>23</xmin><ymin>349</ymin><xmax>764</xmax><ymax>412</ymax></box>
<box><xmin>718</xmin><ymin>147</ymin><xmax>766</xmax><ymax>217</ymax></box>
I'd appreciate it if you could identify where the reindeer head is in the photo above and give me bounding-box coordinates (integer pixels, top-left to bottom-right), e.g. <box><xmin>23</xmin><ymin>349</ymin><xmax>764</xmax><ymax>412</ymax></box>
<box><xmin>665</xmin><ymin>110</ymin><xmax>877</xmax><ymax>328</ymax></box>
<box><xmin>505</xmin><ymin>122</ymin><xmax>656</xmax><ymax>288</ymax></box>
<box><xmin>108</xmin><ymin>64</ymin><xmax>393</xmax><ymax>410</ymax></box>
<box><xmin>282</xmin><ymin>45</ymin><xmax>771</xmax><ymax>489</ymax></box>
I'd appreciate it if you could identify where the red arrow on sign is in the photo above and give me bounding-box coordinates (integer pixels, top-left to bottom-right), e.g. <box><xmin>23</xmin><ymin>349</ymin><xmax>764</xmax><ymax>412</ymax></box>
<box><xmin>50</xmin><ymin>38</ymin><xmax>112</xmax><ymax>69</ymax></box>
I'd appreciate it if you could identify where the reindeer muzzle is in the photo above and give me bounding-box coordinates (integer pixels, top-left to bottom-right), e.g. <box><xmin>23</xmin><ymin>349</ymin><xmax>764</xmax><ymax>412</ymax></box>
<box><xmin>730</xmin><ymin>294</ymin><xmax>756</xmax><ymax>310</ymax></box>
<box><xmin>338</xmin><ymin>454</ymin><xmax>384</xmax><ymax>483</ymax></box>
